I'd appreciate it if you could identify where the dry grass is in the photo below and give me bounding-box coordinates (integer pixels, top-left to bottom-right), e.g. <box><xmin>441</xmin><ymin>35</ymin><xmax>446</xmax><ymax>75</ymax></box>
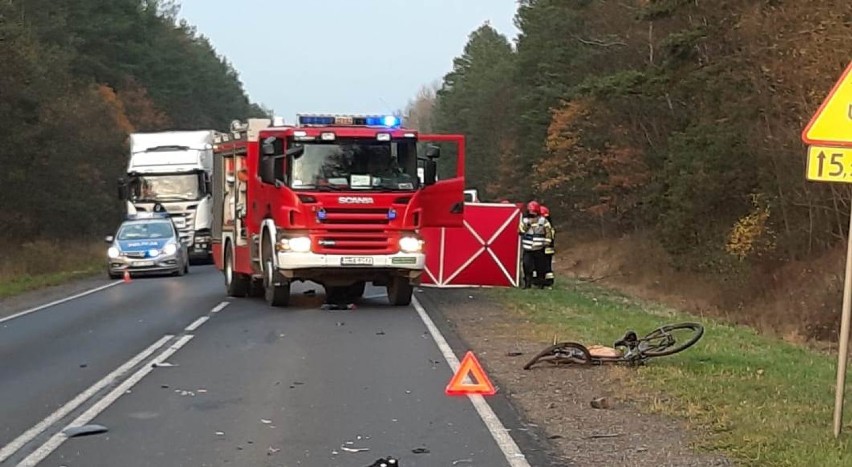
<box><xmin>496</xmin><ymin>280</ymin><xmax>852</xmax><ymax>466</ymax></box>
<box><xmin>0</xmin><ymin>239</ymin><xmax>103</xmax><ymax>299</ymax></box>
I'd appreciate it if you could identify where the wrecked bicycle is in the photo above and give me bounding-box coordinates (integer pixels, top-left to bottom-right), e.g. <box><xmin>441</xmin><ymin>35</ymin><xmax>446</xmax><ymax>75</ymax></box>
<box><xmin>523</xmin><ymin>322</ymin><xmax>704</xmax><ymax>370</ymax></box>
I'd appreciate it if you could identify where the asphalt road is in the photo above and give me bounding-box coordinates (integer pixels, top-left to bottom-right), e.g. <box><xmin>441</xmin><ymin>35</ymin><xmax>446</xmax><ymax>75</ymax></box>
<box><xmin>0</xmin><ymin>266</ymin><xmax>550</xmax><ymax>467</ymax></box>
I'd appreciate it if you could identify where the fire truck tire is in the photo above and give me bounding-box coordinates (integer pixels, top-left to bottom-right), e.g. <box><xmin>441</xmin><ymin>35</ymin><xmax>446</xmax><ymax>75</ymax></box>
<box><xmin>224</xmin><ymin>246</ymin><xmax>249</xmax><ymax>297</ymax></box>
<box><xmin>387</xmin><ymin>277</ymin><xmax>413</xmax><ymax>306</ymax></box>
<box><xmin>265</xmin><ymin>280</ymin><xmax>291</xmax><ymax>307</ymax></box>
<box><xmin>261</xmin><ymin>232</ymin><xmax>290</xmax><ymax>307</ymax></box>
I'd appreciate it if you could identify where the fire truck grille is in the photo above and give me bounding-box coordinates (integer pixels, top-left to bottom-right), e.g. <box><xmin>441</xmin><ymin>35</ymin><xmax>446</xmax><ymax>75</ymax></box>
<box><xmin>321</xmin><ymin>207</ymin><xmax>390</xmax><ymax>226</ymax></box>
<box><xmin>316</xmin><ymin>231</ymin><xmax>393</xmax><ymax>254</ymax></box>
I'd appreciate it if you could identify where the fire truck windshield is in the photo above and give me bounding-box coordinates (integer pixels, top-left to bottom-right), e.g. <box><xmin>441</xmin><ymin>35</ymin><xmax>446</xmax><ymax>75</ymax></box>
<box><xmin>129</xmin><ymin>174</ymin><xmax>203</xmax><ymax>202</ymax></box>
<box><xmin>288</xmin><ymin>139</ymin><xmax>419</xmax><ymax>191</ymax></box>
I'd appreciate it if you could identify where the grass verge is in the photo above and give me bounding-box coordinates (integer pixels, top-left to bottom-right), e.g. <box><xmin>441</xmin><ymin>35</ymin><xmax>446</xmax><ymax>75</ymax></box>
<box><xmin>0</xmin><ymin>240</ymin><xmax>103</xmax><ymax>300</ymax></box>
<box><xmin>494</xmin><ymin>279</ymin><xmax>852</xmax><ymax>466</ymax></box>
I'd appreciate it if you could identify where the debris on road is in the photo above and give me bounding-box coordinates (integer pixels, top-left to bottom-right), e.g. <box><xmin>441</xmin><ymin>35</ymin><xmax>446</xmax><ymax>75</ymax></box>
<box><xmin>152</xmin><ymin>361</ymin><xmax>178</xmax><ymax>368</ymax></box>
<box><xmin>411</xmin><ymin>447</ymin><xmax>430</xmax><ymax>454</ymax></box>
<box><xmin>506</xmin><ymin>351</ymin><xmax>523</xmax><ymax>357</ymax></box>
<box><xmin>590</xmin><ymin>397</ymin><xmax>611</xmax><ymax>409</ymax></box>
<box><xmin>341</xmin><ymin>445</ymin><xmax>370</xmax><ymax>453</ymax></box>
<box><xmin>585</xmin><ymin>433</ymin><xmax>623</xmax><ymax>439</ymax></box>
<box><xmin>215</xmin><ymin>431</ymin><xmax>225</xmax><ymax>436</ymax></box>
<box><xmin>366</xmin><ymin>457</ymin><xmax>399</xmax><ymax>466</ymax></box>
<box><xmin>376</xmin><ymin>330</ymin><xmax>386</xmax><ymax>335</ymax></box>
<box><xmin>261</xmin><ymin>419</ymin><xmax>272</xmax><ymax>424</ymax></box>
<box><xmin>63</xmin><ymin>424</ymin><xmax>108</xmax><ymax>438</ymax></box>
<box><xmin>79</xmin><ymin>363</ymin><xmax>88</xmax><ymax>368</ymax></box>
<box><xmin>452</xmin><ymin>459</ymin><xmax>473</xmax><ymax>465</ymax></box>
<box><xmin>268</xmin><ymin>447</ymin><xmax>280</xmax><ymax>455</ymax></box>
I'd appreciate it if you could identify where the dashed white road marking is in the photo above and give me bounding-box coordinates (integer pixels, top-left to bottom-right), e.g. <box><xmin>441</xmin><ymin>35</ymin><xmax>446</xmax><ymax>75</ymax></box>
<box><xmin>210</xmin><ymin>301</ymin><xmax>230</xmax><ymax>313</ymax></box>
<box><xmin>0</xmin><ymin>282</ymin><xmax>122</xmax><ymax>325</ymax></box>
<box><xmin>0</xmin><ymin>335</ymin><xmax>173</xmax><ymax>464</ymax></box>
<box><xmin>17</xmin><ymin>335</ymin><xmax>196</xmax><ymax>467</ymax></box>
<box><xmin>411</xmin><ymin>296</ymin><xmax>531</xmax><ymax>467</ymax></box>
<box><xmin>184</xmin><ymin>316</ymin><xmax>209</xmax><ymax>332</ymax></box>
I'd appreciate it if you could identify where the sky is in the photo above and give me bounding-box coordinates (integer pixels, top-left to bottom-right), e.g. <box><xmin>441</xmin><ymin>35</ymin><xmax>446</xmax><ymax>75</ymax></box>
<box><xmin>177</xmin><ymin>0</ymin><xmax>520</xmax><ymax>123</ymax></box>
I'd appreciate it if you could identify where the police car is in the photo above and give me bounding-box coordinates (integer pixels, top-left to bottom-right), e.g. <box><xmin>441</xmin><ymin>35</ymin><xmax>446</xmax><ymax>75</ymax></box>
<box><xmin>105</xmin><ymin>212</ymin><xmax>190</xmax><ymax>278</ymax></box>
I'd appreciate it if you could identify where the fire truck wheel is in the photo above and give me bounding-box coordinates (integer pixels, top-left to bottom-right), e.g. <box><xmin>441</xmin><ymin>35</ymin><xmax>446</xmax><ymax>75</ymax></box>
<box><xmin>225</xmin><ymin>246</ymin><xmax>249</xmax><ymax>297</ymax></box>
<box><xmin>265</xmin><ymin>280</ymin><xmax>291</xmax><ymax>307</ymax></box>
<box><xmin>387</xmin><ymin>277</ymin><xmax>413</xmax><ymax>306</ymax></box>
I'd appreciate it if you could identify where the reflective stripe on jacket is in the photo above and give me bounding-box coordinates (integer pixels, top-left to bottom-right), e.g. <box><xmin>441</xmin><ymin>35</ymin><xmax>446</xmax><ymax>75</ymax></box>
<box><xmin>520</xmin><ymin>218</ymin><xmax>553</xmax><ymax>251</ymax></box>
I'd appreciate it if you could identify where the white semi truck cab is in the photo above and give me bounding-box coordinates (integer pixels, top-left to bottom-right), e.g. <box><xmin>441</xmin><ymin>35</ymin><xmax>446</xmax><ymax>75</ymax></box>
<box><xmin>119</xmin><ymin>130</ymin><xmax>215</xmax><ymax>263</ymax></box>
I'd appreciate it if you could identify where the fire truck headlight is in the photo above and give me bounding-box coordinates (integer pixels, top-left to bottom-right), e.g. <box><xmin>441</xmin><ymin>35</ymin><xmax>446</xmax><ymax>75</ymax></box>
<box><xmin>107</xmin><ymin>247</ymin><xmax>120</xmax><ymax>259</ymax></box>
<box><xmin>399</xmin><ymin>236</ymin><xmax>423</xmax><ymax>253</ymax></box>
<box><xmin>288</xmin><ymin>237</ymin><xmax>312</xmax><ymax>253</ymax></box>
<box><xmin>163</xmin><ymin>243</ymin><xmax>178</xmax><ymax>256</ymax></box>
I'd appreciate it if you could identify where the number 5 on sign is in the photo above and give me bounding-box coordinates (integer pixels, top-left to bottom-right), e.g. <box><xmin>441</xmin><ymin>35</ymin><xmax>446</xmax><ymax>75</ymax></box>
<box><xmin>806</xmin><ymin>146</ymin><xmax>852</xmax><ymax>183</ymax></box>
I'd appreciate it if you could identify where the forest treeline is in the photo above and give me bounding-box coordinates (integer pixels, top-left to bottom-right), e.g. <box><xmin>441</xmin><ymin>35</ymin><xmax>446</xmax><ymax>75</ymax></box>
<box><xmin>406</xmin><ymin>0</ymin><xmax>852</xmax><ymax>272</ymax></box>
<box><xmin>0</xmin><ymin>0</ymin><xmax>266</xmax><ymax>240</ymax></box>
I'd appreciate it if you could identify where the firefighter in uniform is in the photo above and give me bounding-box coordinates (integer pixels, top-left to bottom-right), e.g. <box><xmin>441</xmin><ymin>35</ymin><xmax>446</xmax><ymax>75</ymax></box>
<box><xmin>519</xmin><ymin>201</ymin><xmax>554</xmax><ymax>289</ymax></box>
<box><xmin>540</xmin><ymin>205</ymin><xmax>555</xmax><ymax>289</ymax></box>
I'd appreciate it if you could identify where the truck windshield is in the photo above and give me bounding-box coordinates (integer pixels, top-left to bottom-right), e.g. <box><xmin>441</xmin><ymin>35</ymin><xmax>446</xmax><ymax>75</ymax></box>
<box><xmin>288</xmin><ymin>139</ymin><xmax>419</xmax><ymax>191</ymax></box>
<box><xmin>129</xmin><ymin>174</ymin><xmax>202</xmax><ymax>202</ymax></box>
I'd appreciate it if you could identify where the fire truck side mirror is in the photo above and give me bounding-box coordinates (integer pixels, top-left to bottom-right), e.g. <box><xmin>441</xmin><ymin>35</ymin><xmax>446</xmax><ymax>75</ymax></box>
<box><xmin>423</xmin><ymin>159</ymin><xmax>438</xmax><ymax>186</ymax></box>
<box><xmin>425</xmin><ymin>145</ymin><xmax>441</xmax><ymax>159</ymax></box>
<box><xmin>260</xmin><ymin>157</ymin><xmax>276</xmax><ymax>185</ymax></box>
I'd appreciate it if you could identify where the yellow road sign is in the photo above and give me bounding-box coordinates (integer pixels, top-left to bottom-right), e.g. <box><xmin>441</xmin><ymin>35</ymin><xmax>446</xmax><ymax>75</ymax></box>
<box><xmin>806</xmin><ymin>146</ymin><xmax>852</xmax><ymax>183</ymax></box>
<box><xmin>802</xmin><ymin>62</ymin><xmax>852</xmax><ymax>148</ymax></box>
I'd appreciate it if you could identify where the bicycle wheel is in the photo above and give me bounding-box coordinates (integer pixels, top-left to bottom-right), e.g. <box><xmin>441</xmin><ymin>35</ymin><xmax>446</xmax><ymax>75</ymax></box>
<box><xmin>523</xmin><ymin>342</ymin><xmax>592</xmax><ymax>370</ymax></box>
<box><xmin>639</xmin><ymin>322</ymin><xmax>704</xmax><ymax>357</ymax></box>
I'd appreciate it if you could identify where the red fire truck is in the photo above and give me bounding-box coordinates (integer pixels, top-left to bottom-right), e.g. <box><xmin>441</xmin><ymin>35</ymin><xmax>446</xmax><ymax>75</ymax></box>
<box><xmin>211</xmin><ymin>115</ymin><xmax>465</xmax><ymax>307</ymax></box>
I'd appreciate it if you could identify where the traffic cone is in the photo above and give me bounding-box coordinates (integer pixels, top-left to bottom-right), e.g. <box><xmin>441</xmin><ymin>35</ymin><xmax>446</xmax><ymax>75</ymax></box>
<box><xmin>123</xmin><ymin>270</ymin><xmax>131</xmax><ymax>283</ymax></box>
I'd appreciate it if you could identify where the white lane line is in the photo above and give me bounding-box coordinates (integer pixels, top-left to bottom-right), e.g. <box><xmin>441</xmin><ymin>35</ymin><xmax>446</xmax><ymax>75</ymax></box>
<box><xmin>184</xmin><ymin>316</ymin><xmax>209</xmax><ymax>332</ymax></box>
<box><xmin>18</xmin><ymin>334</ymin><xmax>195</xmax><ymax>467</ymax></box>
<box><xmin>0</xmin><ymin>335</ymin><xmax>172</xmax><ymax>464</ymax></box>
<box><xmin>411</xmin><ymin>296</ymin><xmax>531</xmax><ymax>467</ymax></box>
<box><xmin>210</xmin><ymin>301</ymin><xmax>230</xmax><ymax>313</ymax></box>
<box><xmin>0</xmin><ymin>282</ymin><xmax>122</xmax><ymax>325</ymax></box>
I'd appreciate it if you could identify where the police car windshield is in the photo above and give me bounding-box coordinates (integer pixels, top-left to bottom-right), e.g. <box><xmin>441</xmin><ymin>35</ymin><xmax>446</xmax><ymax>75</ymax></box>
<box><xmin>288</xmin><ymin>139</ymin><xmax>419</xmax><ymax>191</ymax></box>
<box><xmin>117</xmin><ymin>221</ymin><xmax>174</xmax><ymax>240</ymax></box>
<box><xmin>130</xmin><ymin>174</ymin><xmax>202</xmax><ymax>202</ymax></box>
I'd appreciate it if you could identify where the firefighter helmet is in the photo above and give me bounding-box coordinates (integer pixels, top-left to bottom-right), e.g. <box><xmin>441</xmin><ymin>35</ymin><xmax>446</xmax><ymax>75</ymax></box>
<box><xmin>526</xmin><ymin>201</ymin><xmax>541</xmax><ymax>214</ymax></box>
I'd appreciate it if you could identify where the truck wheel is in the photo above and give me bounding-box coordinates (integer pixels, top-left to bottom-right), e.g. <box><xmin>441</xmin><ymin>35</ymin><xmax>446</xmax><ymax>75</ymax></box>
<box><xmin>387</xmin><ymin>277</ymin><xmax>413</xmax><ymax>306</ymax></box>
<box><xmin>263</xmin><ymin>249</ymin><xmax>290</xmax><ymax>307</ymax></box>
<box><xmin>225</xmin><ymin>247</ymin><xmax>248</xmax><ymax>297</ymax></box>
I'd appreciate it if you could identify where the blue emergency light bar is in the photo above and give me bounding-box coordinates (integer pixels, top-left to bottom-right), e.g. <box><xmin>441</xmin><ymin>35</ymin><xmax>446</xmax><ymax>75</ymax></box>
<box><xmin>297</xmin><ymin>114</ymin><xmax>401</xmax><ymax>128</ymax></box>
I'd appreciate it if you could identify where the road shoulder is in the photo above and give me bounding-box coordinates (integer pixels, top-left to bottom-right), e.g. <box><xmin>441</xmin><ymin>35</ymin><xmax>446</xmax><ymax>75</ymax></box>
<box><xmin>0</xmin><ymin>275</ymin><xmax>110</xmax><ymax>321</ymax></box>
<box><xmin>417</xmin><ymin>287</ymin><xmax>731</xmax><ymax>467</ymax></box>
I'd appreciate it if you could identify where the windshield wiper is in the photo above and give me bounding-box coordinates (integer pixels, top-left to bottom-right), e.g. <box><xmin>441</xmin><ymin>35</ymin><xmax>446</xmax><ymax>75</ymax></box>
<box><xmin>312</xmin><ymin>185</ymin><xmax>347</xmax><ymax>191</ymax></box>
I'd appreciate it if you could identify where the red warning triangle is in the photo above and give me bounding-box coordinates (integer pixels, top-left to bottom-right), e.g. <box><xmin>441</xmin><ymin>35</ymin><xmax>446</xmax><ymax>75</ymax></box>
<box><xmin>445</xmin><ymin>351</ymin><xmax>496</xmax><ymax>396</ymax></box>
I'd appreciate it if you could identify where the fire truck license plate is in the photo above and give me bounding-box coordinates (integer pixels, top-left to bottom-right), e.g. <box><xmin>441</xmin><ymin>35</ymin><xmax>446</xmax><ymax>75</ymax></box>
<box><xmin>341</xmin><ymin>257</ymin><xmax>373</xmax><ymax>266</ymax></box>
